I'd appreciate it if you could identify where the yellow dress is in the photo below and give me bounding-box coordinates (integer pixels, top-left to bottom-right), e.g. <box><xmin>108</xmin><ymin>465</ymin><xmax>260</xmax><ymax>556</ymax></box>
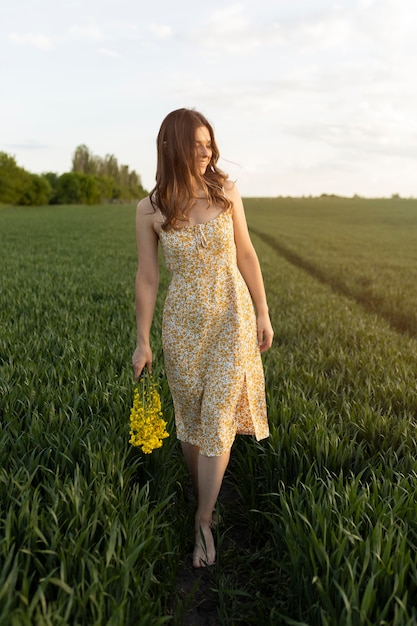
<box><xmin>159</xmin><ymin>210</ymin><xmax>269</xmax><ymax>456</ymax></box>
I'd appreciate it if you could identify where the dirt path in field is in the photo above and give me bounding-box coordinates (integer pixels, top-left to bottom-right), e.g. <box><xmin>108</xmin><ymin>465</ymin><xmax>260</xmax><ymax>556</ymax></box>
<box><xmin>173</xmin><ymin>475</ymin><xmax>249</xmax><ymax>626</ymax></box>
<box><xmin>174</xmin><ymin>556</ymin><xmax>221</xmax><ymax>625</ymax></box>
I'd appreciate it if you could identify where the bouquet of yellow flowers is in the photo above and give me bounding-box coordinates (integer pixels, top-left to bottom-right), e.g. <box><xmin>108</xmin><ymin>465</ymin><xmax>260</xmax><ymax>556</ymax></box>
<box><xmin>129</xmin><ymin>372</ymin><xmax>169</xmax><ymax>454</ymax></box>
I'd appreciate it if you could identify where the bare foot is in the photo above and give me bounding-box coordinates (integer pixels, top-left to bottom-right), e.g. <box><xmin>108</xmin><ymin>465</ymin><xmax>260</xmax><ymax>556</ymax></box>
<box><xmin>193</xmin><ymin>521</ymin><xmax>215</xmax><ymax>568</ymax></box>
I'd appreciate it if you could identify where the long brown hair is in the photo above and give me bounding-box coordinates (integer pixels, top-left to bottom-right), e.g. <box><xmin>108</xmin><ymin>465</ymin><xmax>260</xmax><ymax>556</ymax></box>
<box><xmin>149</xmin><ymin>108</ymin><xmax>232</xmax><ymax>230</ymax></box>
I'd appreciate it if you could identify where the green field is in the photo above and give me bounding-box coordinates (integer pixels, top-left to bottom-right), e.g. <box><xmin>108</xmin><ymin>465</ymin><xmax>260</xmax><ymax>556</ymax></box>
<box><xmin>1</xmin><ymin>198</ymin><xmax>417</xmax><ymax>625</ymax></box>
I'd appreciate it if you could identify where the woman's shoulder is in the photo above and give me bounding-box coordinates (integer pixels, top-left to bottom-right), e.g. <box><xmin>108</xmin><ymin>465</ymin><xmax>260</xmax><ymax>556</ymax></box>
<box><xmin>136</xmin><ymin>195</ymin><xmax>162</xmax><ymax>221</ymax></box>
<box><xmin>137</xmin><ymin>195</ymin><xmax>154</xmax><ymax>214</ymax></box>
<box><xmin>223</xmin><ymin>180</ymin><xmax>242</xmax><ymax>207</ymax></box>
<box><xmin>223</xmin><ymin>179</ymin><xmax>236</xmax><ymax>193</ymax></box>
<box><xmin>136</xmin><ymin>195</ymin><xmax>164</xmax><ymax>235</ymax></box>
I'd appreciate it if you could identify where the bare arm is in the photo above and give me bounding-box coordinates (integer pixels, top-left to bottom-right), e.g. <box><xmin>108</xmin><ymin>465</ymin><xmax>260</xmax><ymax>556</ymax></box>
<box><xmin>226</xmin><ymin>182</ymin><xmax>274</xmax><ymax>353</ymax></box>
<box><xmin>132</xmin><ymin>197</ymin><xmax>160</xmax><ymax>378</ymax></box>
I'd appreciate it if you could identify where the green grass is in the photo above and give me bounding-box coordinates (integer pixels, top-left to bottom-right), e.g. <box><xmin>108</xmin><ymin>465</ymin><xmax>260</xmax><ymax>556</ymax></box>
<box><xmin>1</xmin><ymin>199</ymin><xmax>417</xmax><ymax>625</ymax></box>
<box><xmin>0</xmin><ymin>204</ymin><xmax>183</xmax><ymax>625</ymax></box>
<box><xmin>246</xmin><ymin>197</ymin><xmax>417</xmax><ymax>337</ymax></box>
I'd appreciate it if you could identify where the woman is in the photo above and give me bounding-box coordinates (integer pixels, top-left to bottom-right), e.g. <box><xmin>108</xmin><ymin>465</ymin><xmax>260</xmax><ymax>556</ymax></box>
<box><xmin>132</xmin><ymin>108</ymin><xmax>273</xmax><ymax>568</ymax></box>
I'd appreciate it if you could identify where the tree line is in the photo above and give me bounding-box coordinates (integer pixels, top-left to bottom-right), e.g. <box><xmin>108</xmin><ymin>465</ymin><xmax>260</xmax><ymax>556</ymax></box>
<box><xmin>0</xmin><ymin>145</ymin><xmax>148</xmax><ymax>206</ymax></box>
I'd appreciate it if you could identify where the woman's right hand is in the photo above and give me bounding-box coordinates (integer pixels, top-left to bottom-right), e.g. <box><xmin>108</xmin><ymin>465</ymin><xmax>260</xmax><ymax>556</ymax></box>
<box><xmin>132</xmin><ymin>343</ymin><xmax>153</xmax><ymax>380</ymax></box>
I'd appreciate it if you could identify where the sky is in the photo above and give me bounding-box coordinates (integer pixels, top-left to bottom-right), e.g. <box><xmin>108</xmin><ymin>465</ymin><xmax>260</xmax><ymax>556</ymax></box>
<box><xmin>1</xmin><ymin>0</ymin><xmax>417</xmax><ymax>197</ymax></box>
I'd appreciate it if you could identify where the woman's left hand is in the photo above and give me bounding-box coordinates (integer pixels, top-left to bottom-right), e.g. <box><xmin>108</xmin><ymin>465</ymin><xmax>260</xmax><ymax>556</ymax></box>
<box><xmin>257</xmin><ymin>312</ymin><xmax>274</xmax><ymax>353</ymax></box>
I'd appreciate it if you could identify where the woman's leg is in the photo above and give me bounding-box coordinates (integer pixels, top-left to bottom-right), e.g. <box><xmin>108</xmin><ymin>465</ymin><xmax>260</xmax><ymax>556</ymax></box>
<box><xmin>193</xmin><ymin>451</ymin><xmax>230</xmax><ymax>568</ymax></box>
<box><xmin>181</xmin><ymin>441</ymin><xmax>199</xmax><ymax>498</ymax></box>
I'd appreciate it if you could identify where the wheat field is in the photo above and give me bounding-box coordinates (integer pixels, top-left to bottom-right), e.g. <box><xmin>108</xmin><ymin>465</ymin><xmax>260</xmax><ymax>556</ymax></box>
<box><xmin>1</xmin><ymin>198</ymin><xmax>417</xmax><ymax>625</ymax></box>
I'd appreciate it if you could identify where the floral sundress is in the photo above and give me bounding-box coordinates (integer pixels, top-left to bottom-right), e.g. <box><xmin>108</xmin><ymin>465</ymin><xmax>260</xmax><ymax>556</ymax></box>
<box><xmin>159</xmin><ymin>210</ymin><xmax>269</xmax><ymax>456</ymax></box>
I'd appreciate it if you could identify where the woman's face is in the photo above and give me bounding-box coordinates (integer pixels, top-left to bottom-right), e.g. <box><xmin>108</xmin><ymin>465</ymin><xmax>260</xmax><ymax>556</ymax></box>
<box><xmin>194</xmin><ymin>126</ymin><xmax>212</xmax><ymax>175</ymax></box>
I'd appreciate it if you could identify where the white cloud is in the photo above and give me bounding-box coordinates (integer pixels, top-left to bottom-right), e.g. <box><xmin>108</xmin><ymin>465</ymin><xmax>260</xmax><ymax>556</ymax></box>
<box><xmin>68</xmin><ymin>24</ymin><xmax>104</xmax><ymax>41</ymax></box>
<box><xmin>5</xmin><ymin>139</ymin><xmax>49</xmax><ymax>151</ymax></box>
<box><xmin>9</xmin><ymin>32</ymin><xmax>54</xmax><ymax>51</ymax></box>
<box><xmin>191</xmin><ymin>3</ymin><xmax>279</xmax><ymax>55</ymax></box>
<box><xmin>99</xmin><ymin>47</ymin><xmax>122</xmax><ymax>59</ymax></box>
<box><xmin>283</xmin><ymin>14</ymin><xmax>353</xmax><ymax>51</ymax></box>
<box><xmin>355</xmin><ymin>0</ymin><xmax>415</xmax><ymax>47</ymax></box>
<box><xmin>149</xmin><ymin>23</ymin><xmax>172</xmax><ymax>39</ymax></box>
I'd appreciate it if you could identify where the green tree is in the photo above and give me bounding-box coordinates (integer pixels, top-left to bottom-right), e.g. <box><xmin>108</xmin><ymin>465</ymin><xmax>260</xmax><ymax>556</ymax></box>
<box><xmin>1</xmin><ymin>147</ymin><xmax>147</xmax><ymax>207</ymax></box>
<box><xmin>0</xmin><ymin>152</ymin><xmax>24</xmax><ymax>204</ymax></box>
<box><xmin>0</xmin><ymin>153</ymin><xmax>51</xmax><ymax>205</ymax></box>
<box><xmin>54</xmin><ymin>172</ymin><xmax>84</xmax><ymax>204</ymax></box>
<box><xmin>43</xmin><ymin>172</ymin><xmax>60</xmax><ymax>204</ymax></box>
<box><xmin>79</xmin><ymin>174</ymin><xmax>101</xmax><ymax>205</ymax></box>
<box><xmin>18</xmin><ymin>174</ymin><xmax>51</xmax><ymax>205</ymax></box>
<box><xmin>72</xmin><ymin>145</ymin><xmax>97</xmax><ymax>175</ymax></box>
<box><xmin>53</xmin><ymin>172</ymin><xmax>101</xmax><ymax>204</ymax></box>
<box><xmin>71</xmin><ymin>145</ymin><xmax>148</xmax><ymax>203</ymax></box>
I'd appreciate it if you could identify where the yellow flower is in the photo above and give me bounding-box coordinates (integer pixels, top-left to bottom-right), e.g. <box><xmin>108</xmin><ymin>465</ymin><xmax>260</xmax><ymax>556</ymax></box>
<box><xmin>129</xmin><ymin>373</ymin><xmax>169</xmax><ymax>453</ymax></box>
